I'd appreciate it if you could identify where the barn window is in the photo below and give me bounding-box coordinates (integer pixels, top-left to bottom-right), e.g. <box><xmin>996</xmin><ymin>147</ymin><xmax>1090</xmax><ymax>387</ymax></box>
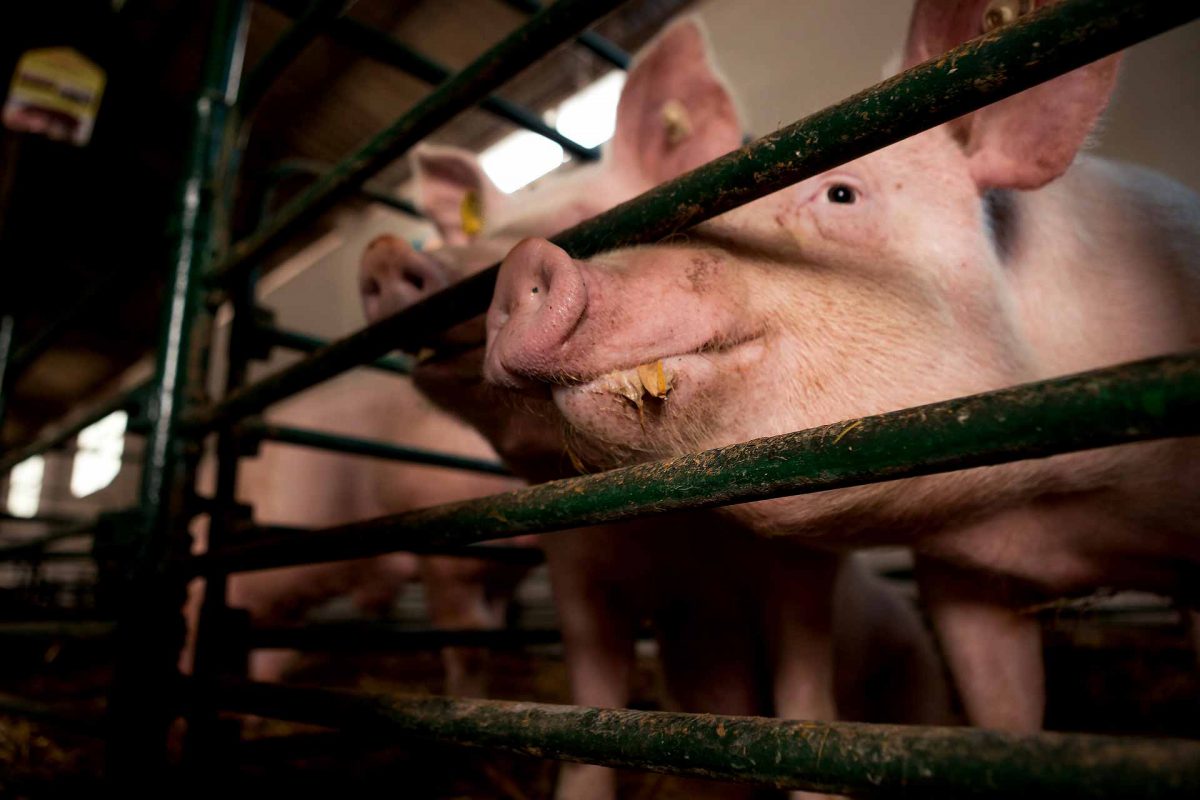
<box><xmin>480</xmin><ymin>71</ymin><xmax>625</xmax><ymax>193</ymax></box>
<box><xmin>6</xmin><ymin>455</ymin><xmax>45</xmax><ymax>518</ymax></box>
<box><xmin>69</xmin><ymin>410</ymin><xmax>127</xmax><ymax>498</ymax></box>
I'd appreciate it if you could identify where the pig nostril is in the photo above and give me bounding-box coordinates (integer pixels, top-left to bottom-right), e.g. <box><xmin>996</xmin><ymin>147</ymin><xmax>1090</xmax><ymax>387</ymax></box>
<box><xmin>402</xmin><ymin>268</ymin><xmax>426</xmax><ymax>291</ymax></box>
<box><xmin>531</xmin><ymin>286</ymin><xmax>539</xmax><ymax>294</ymax></box>
<box><xmin>362</xmin><ymin>276</ymin><xmax>381</xmax><ymax>297</ymax></box>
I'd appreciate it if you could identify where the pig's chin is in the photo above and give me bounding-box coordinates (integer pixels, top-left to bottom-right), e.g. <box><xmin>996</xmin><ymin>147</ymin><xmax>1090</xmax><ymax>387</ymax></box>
<box><xmin>550</xmin><ymin>338</ymin><xmax>766</xmax><ymax>466</ymax></box>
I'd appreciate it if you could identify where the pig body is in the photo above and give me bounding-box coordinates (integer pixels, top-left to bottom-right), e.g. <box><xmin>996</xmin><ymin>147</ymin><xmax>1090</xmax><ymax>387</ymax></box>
<box><xmin>484</xmin><ymin>1</ymin><xmax>1200</xmax><ymax>732</ymax></box>
<box><xmin>364</xmin><ymin>19</ymin><xmax>954</xmax><ymax>799</ymax></box>
<box><xmin>184</xmin><ymin>370</ymin><xmax>530</xmax><ymax>696</ymax></box>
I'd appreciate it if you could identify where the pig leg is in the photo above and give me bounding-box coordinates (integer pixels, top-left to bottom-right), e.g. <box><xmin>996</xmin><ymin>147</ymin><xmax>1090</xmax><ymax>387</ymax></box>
<box><xmin>420</xmin><ymin>555</ymin><xmax>507</xmax><ymax>698</ymax></box>
<box><xmin>765</xmin><ymin>546</ymin><xmax>844</xmax><ymax>800</ymax></box>
<box><xmin>545</xmin><ymin>531</ymin><xmax>640</xmax><ymax>800</ymax></box>
<box><xmin>915</xmin><ymin>556</ymin><xmax>1044</xmax><ymax>731</ymax></box>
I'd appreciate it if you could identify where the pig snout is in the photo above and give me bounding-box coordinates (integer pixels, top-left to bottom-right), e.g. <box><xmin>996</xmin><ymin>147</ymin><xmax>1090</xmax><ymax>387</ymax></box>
<box><xmin>360</xmin><ymin>234</ymin><xmax>451</xmax><ymax>322</ymax></box>
<box><xmin>485</xmin><ymin>238</ymin><xmax>587</xmax><ymax>392</ymax></box>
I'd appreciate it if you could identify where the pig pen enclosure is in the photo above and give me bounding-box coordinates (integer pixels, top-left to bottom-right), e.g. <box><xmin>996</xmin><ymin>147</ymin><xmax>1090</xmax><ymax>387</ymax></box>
<box><xmin>1</xmin><ymin>0</ymin><xmax>1199</xmax><ymax>796</ymax></box>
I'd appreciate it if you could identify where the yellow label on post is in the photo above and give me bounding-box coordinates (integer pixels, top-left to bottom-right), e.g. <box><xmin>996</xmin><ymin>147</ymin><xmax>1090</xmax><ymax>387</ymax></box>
<box><xmin>3</xmin><ymin>48</ymin><xmax>106</xmax><ymax>146</ymax></box>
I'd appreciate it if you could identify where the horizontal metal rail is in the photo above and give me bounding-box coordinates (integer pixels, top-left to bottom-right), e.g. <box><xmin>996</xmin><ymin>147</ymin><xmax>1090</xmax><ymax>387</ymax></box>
<box><xmin>0</xmin><ymin>620</ymin><xmax>116</xmax><ymax>641</ymax></box>
<box><xmin>255</xmin><ymin>322</ymin><xmax>413</xmax><ymax>374</ymax></box>
<box><xmin>0</xmin><ymin>691</ymin><xmax>104</xmax><ymax>736</ymax></box>
<box><xmin>0</xmin><ymin>510</ymin><xmax>91</xmax><ymax>527</ymax></box>
<box><xmin>259</xmin><ymin>159</ymin><xmax>421</xmax><ymax>219</ymax></box>
<box><xmin>248</xmin><ymin>623</ymin><xmax>560</xmax><ymax>652</ymax></box>
<box><xmin>188</xmin><ymin>0</ymin><xmax>1198</xmax><ymax>431</ymax></box>
<box><xmin>497</xmin><ymin>0</ymin><xmax>630</xmax><ymax>68</ymax></box>
<box><xmin>232</xmin><ymin>524</ymin><xmax>544</xmax><ymax>565</ymax></box>
<box><xmin>194</xmin><ymin>353</ymin><xmax>1200</xmax><ymax>575</ymax></box>
<box><xmin>0</xmin><ymin>380</ymin><xmax>150</xmax><ymax>473</ymax></box>
<box><xmin>0</xmin><ymin>522</ymin><xmax>99</xmax><ymax>562</ymax></box>
<box><xmin>217</xmin><ymin>680</ymin><xmax>1200</xmax><ymax>798</ymax></box>
<box><xmin>241</xmin><ymin>421</ymin><xmax>511</xmax><ymax>475</ymax></box>
<box><xmin>209</xmin><ymin>0</ymin><xmax>626</xmax><ymax>289</ymax></box>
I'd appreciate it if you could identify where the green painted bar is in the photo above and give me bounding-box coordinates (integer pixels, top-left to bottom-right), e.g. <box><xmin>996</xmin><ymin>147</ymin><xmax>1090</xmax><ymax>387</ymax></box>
<box><xmin>248</xmin><ymin>623</ymin><xmax>561</xmax><ymax>652</ymax></box>
<box><xmin>217</xmin><ymin>681</ymin><xmax>1200</xmax><ymax>798</ymax></box>
<box><xmin>187</xmin><ymin>0</ymin><xmax>1199</xmax><ymax>431</ymax></box>
<box><xmin>208</xmin><ymin>0</ymin><xmax>627</xmax><ymax>289</ymax></box>
<box><xmin>498</xmin><ymin>0</ymin><xmax>630</xmax><ymax>69</ymax></box>
<box><xmin>257</xmin><ymin>323</ymin><xmax>413</xmax><ymax>375</ymax></box>
<box><xmin>233</xmin><ymin>524</ymin><xmax>544</xmax><ymax>565</ymax></box>
<box><xmin>243</xmin><ymin>420</ymin><xmax>511</xmax><ymax>476</ymax></box>
<box><xmin>0</xmin><ymin>380</ymin><xmax>149</xmax><ymax>474</ymax></box>
<box><xmin>194</xmin><ymin>353</ymin><xmax>1200</xmax><ymax>575</ymax></box>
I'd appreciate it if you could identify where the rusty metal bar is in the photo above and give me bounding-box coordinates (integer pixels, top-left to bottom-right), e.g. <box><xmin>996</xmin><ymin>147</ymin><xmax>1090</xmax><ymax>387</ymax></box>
<box><xmin>193</xmin><ymin>353</ymin><xmax>1199</xmax><ymax>575</ymax></box>
<box><xmin>188</xmin><ymin>0</ymin><xmax>1198</xmax><ymax>431</ymax></box>
<box><xmin>216</xmin><ymin>680</ymin><xmax>1200</xmax><ymax>798</ymax></box>
<box><xmin>241</xmin><ymin>420</ymin><xmax>511</xmax><ymax>475</ymax></box>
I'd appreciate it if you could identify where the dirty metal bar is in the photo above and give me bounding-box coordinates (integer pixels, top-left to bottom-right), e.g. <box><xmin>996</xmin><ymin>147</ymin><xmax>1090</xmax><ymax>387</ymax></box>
<box><xmin>106</xmin><ymin>0</ymin><xmax>250</xmax><ymax>783</ymax></box>
<box><xmin>259</xmin><ymin>159</ymin><xmax>421</xmax><ymax>220</ymax></box>
<box><xmin>0</xmin><ymin>691</ymin><xmax>104</xmax><ymax>736</ymax></box>
<box><xmin>243</xmin><ymin>421</ymin><xmax>511</xmax><ymax>475</ymax></box>
<box><xmin>0</xmin><ymin>620</ymin><xmax>116</xmax><ymax>641</ymax></box>
<box><xmin>0</xmin><ymin>380</ymin><xmax>150</xmax><ymax>474</ymax></box>
<box><xmin>237</xmin><ymin>0</ymin><xmax>351</xmax><ymax>115</ymax></box>
<box><xmin>0</xmin><ymin>521</ymin><xmax>98</xmax><ymax>562</ymax></box>
<box><xmin>498</xmin><ymin>0</ymin><xmax>630</xmax><ymax>69</ymax></box>
<box><xmin>0</xmin><ymin>313</ymin><xmax>14</xmax><ymax>436</ymax></box>
<box><xmin>306</xmin><ymin>12</ymin><xmax>601</xmax><ymax>161</ymax></box>
<box><xmin>188</xmin><ymin>0</ymin><xmax>1196</xmax><ymax>431</ymax></box>
<box><xmin>217</xmin><ymin>680</ymin><xmax>1200</xmax><ymax>798</ymax></box>
<box><xmin>196</xmin><ymin>353</ymin><xmax>1200</xmax><ymax>575</ymax></box>
<box><xmin>256</xmin><ymin>323</ymin><xmax>412</xmax><ymax>374</ymax></box>
<box><xmin>208</xmin><ymin>0</ymin><xmax>626</xmax><ymax>290</ymax></box>
<box><xmin>235</xmin><ymin>524</ymin><xmax>544</xmax><ymax>565</ymax></box>
<box><xmin>248</xmin><ymin>623</ymin><xmax>560</xmax><ymax>652</ymax></box>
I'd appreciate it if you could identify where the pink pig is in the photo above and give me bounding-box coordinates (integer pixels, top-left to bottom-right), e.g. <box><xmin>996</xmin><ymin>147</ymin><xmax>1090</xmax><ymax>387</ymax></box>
<box><xmin>485</xmin><ymin>0</ymin><xmax>1200</xmax><ymax>735</ymax></box>
<box><xmin>183</xmin><ymin>349</ymin><xmax>530</xmax><ymax>697</ymax></box>
<box><xmin>363</xmin><ymin>20</ymin><xmax>955</xmax><ymax>799</ymax></box>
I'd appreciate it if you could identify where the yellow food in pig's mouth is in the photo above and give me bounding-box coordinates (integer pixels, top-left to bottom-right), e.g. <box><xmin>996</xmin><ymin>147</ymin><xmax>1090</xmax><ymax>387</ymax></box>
<box><xmin>591</xmin><ymin>359</ymin><xmax>673</xmax><ymax>414</ymax></box>
<box><xmin>636</xmin><ymin>359</ymin><xmax>670</xmax><ymax>399</ymax></box>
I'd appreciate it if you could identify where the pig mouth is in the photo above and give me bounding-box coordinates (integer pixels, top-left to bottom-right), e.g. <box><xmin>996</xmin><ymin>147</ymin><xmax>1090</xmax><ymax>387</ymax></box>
<box><xmin>549</xmin><ymin>331</ymin><xmax>765</xmax><ymax>417</ymax></box>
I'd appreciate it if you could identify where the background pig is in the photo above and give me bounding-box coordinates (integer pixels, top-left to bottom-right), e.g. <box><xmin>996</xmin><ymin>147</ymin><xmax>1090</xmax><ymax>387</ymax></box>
<box><xmin>484</xmin><ymin>0</ymin><xmax>1200</xmax><ymax>733</ymax></box>
<box><xmin>184</xmin><ymin>351</ymin><xmax>529</xmax><ymax>697</ymax></box>
<box><xmin>364</xmin><ymin>19</ymin><xmax>953</xmax><ymax>799</ymax></box>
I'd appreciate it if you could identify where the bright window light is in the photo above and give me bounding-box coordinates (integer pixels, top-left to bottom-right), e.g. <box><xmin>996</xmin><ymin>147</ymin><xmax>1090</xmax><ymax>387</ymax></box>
<box><xmin>480</xmin><ymin>130</ymin><xmax>565</xmax><ymax>194</ymax></box>
<box><xmin>7</xmin><ymin>455</ymin><xmax>45</xmax><ymax>518</ymax></box>
<box><xmin>70</xmin><ymin>410</ymin><xmax>127</xmax><ymax>498</ymax></box>
<box><xmin>555</xmin><ymin>71</ymin><xmax>625</xmax><ymax>149</ymax></box>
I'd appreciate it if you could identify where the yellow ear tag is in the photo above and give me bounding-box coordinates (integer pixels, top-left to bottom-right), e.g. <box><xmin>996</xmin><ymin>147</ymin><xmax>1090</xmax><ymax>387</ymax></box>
<box><xmin>460</xmin><ymin>190</ymin><xmax>484</xmax><ymax>238</ymax></box>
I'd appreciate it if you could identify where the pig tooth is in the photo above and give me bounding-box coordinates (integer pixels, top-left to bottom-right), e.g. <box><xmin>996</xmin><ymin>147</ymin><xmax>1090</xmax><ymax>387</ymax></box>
<box><xmin>636</xmin><ymin>360</ymin><xmax>671</xmax><ymax>399</ymax></box>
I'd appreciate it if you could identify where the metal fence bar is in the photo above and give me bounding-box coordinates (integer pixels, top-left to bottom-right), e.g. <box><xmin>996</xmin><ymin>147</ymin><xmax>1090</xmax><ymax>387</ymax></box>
<box><xmin>0</xmin><ymin>620</ymin><xmax>116</xmax><ymax>641</ymax></box>
<box><xmin>497</xmin><ymin>0</ymin><xmax>630</xmax><ymax>69</ymax></box>
<box><xmin>188</xmin><ymin>0</ymin><xmax>1198</xmax><ymax>432</ymax></box>
<box><xmin>259</xmin><ymin>159</ymin><xmax>422</xmax><ymax>220</ymax></box>
<box><xmin>233</xmin><ymin>523</ymin><xmax>544</xmax><ymax>564</ymax></box>
<box><xmin>0</xmin><ymin>522</ymin><xmax>98</xmax><ymax>562</ymax></box>
<box><xmin>242</xmin><ymin>421</ymin><xmax>511</xmax><ymax>475</ymax></box>
<box><xmin>287</xmin><ymin>8</ymin><xmax>601</xmax><ymax>161</ymax></box>
<box><xmin>256</xmin><ymin>322</ymin><xmax>413</xmax><ymax>375</ymax></box>
<box><xmin>194</xmin><ymin>353</ymin><xmax>1199</xmax><ymax>575</ymax></box>
<box><xmin>248</xmin><ymin>623</ymin><xmax>560</xmax><ymax>652</ymax></box>
<box><xmin>0</xmin><ymin>313</ymin><xmax>14</xmax><ymax>435</ymax></box>
<box><xmin>0</xmin><ymin>691</ymin><xmax>104</xmax><ymax>736</ymax></box>
<box><xmin>207</xmin><ymin>0</ymin><xmax>627</xmax><ymax>290</ymax></box>
<box><xmin>237</xmin><ymin>0</ymin><xmax>351</xmax><ymax>115</ymax></box>
<box><xmin>0</xmin><ymin>380</ymin><xmax>149</xmax><ymax>474</ymax></box>
<box><xmin>217</xmin><ymin>680</ymin><xmax>1200</xmax><ymax>798</ymax></box>
<box><xmin>0</xmin><ymin>510</ymin><xmax>91</xmax><ymax>527</ymax></box>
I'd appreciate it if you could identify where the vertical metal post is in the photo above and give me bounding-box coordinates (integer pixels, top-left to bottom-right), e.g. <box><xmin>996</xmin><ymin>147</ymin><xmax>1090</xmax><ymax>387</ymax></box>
<box><xmin>104</xmin><ymin>0</ymin><xmax>248</xmax><ymax>786</ymax></box>
<box><xmin>0</xmin><ymin>313</ymin><xmax>16</xmax><ymax>441</ymax></box>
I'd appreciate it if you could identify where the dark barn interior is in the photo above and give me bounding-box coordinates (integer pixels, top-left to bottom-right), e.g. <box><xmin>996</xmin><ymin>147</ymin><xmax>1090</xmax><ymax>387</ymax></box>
<box><xmin>0</xmin><ymin>1</ymin><xmax>1198</xmax><ymax>797</ymax></box>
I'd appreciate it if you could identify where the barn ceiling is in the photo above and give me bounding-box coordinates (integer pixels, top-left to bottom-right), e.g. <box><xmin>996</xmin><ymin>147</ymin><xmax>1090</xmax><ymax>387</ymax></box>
<box><xmin>0</xmin><ymin>0</ymin><xmax>692</xmax><ymax>450</ymax></box>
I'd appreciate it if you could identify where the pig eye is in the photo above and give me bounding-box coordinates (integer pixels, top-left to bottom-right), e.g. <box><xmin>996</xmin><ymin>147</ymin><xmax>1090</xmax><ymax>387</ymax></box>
<box><xmin>826</xmin><ymin>184</ymin><xmax>857</xmax><ymax>204</ymax></box>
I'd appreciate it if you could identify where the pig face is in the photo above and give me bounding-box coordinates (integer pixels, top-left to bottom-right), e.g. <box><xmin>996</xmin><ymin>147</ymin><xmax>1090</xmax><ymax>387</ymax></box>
<box><xmin>485</xmin><ymin>1</ymin><xmax>1121</xmax><ymax>503</ymax></box>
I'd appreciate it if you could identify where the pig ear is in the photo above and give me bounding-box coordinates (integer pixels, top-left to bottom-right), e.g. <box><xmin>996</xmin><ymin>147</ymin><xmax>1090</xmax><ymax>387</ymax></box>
<box><xmin>609</xmin><ymin>17</ymin><xmax>745</xmax><ymax>186</ymax></box>
<box><xmin>412</xmin><ymin>144</ymin><xmax>505</xmax><ymax>246</ymax></box>
<box><xmin>904</xmin><ymin>0</ymin><xmax>1121</xmax><ymax>190</ymax></box>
